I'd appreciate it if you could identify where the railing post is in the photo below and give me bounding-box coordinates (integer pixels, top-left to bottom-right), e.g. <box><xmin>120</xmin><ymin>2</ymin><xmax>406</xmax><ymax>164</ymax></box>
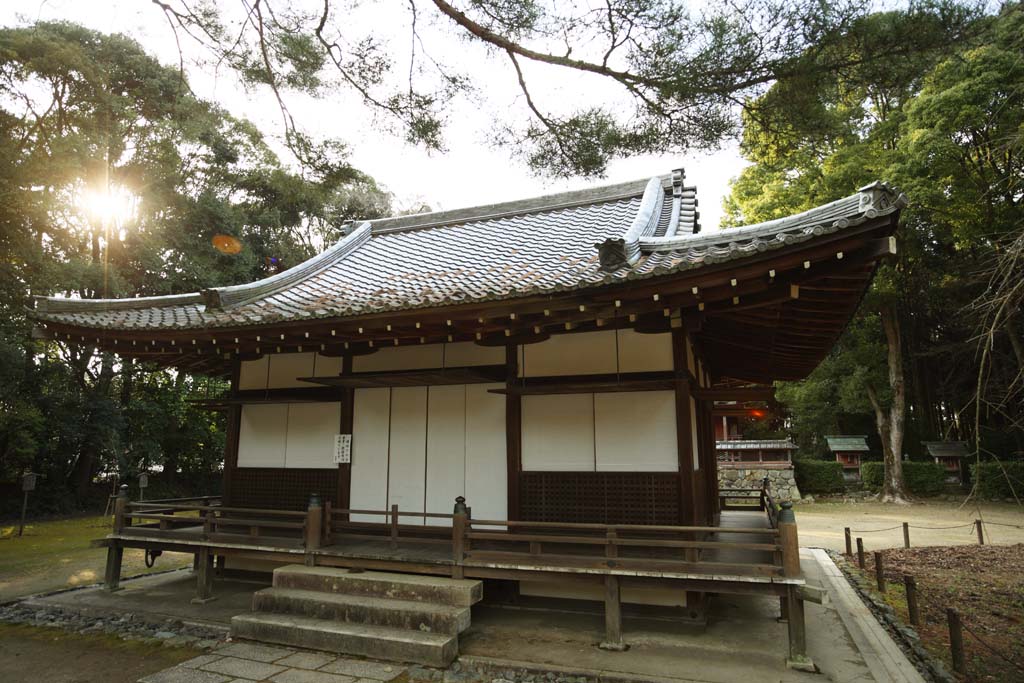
<box><xmin>903</xmin><ymin>522</ymin><xmax>910</xmax><ymax>549</ymax></box>
<box><xmin>390</xmin><ymin>504</ymin><xmax>399</xmax><ymax>548</ymax></box>
<box><xmin>874</xmin><ymin>551</ymin><xmax>886</xmax><ymax>592</ymax></box>
<box><xmin>202</xmin><ymin>508</ymin><xmax>214</xmax><ymax>540</ymax></box>
<box><xmin>856</xmin><ymin>537</ymin><xmax>866</xmax><ymax>570</ymax></box>
<box><xmin>975</xmin><ymin>519</ymin><xmax>984</xmax><ymax>545</ymax></box>
<box><xmin>452</xmin><ymin>511</ymin><xmax>466</xmax><ymax>579</ymax></box>
<box><xmin>947</xmin><ymin>607</ymin><xmax>966</xmax><ymax>674</ymax></box>
<box><xmin>777</xmin><ymin>502</ymin><xmax>801</xmax><ymax>578</ymax></box>
<box><xmin>904</xmin><ymin>575</ymin><xmax>920</xmax><ymax>627</ymax></box>
<box><xmin>305</xmin><ymin>493</ymin><xmax>323</xmax><ymax>554</ymax></box>
<box><xmin>323</xmin><ymin>500</ymin><xmax>332</xmax><ymax>546</ymax></box>
<box><xmin>844</xmin><ymin>527</ymin><xmax>852</xmax><ymax>556</ymax></box>
<box><xmin>112</xmin><ymin>484</ymin><xmax>129</xmax><ymax>534</ymax></box>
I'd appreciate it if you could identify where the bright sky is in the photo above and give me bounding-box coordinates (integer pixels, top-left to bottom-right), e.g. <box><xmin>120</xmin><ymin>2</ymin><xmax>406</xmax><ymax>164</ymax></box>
<box><xmin>2</xmin><ymin>1</ymin><xmax>747</xmax><ymax>230</ymax></box>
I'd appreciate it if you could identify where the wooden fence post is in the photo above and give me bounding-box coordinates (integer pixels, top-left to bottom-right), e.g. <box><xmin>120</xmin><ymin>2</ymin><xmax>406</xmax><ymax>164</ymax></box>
<box><xmin>947</xmin><ymin>608</ymin><xmax>966</xmax><ymax>674</ymax></box>
<box><xmin>112</xmin><ymin>485</ymin><xmax>129</xmax><ymax>534</ymax></box>
<box><xmin>856</xmin><ymin>537</ymin><xmax>866</xmax><ymax>570</ymax></box>
<box><xmin>844</xmin><ymin>527</ymin><xmax>852</xmax><ymax>556</ymax></box>
<box><xmin>904</xmin><ymin>575</ymin><xmax>920</xmax><ymax>627</ymax></box>
<box><xmin>874</xmin><ymin>552</ymin><xmax>886</xmax><ymax>592</ymax></box>
<box><xmin>304</xmin><ymin>494</ymin><xmax>322</xmax><ymax>567</ymax></box>
<box><xmin>902</xmin><ymin>522</ymin><xmax>910</xmax><ymax>549</ymax></box>
<box><xmin>975</xmin><ymin>519</ymin><xmax>985</xmax><ymax>545</ymax></box>
<box><xmin>777</xmin><ymin>502</ymin><xmax>801</xmax><ymax>578</ymax></box>
<box><xmin>452</xmin><ymin>512</ymin><xmax>466</xmax><ymax>579</ymax></box>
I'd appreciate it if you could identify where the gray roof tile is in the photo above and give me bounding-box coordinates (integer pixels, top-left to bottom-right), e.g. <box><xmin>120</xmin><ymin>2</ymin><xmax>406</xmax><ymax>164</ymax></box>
<box><xmin>32</xmin><ymin>173</ymin><xmax>906</xmax><ymax>332</ymax></box>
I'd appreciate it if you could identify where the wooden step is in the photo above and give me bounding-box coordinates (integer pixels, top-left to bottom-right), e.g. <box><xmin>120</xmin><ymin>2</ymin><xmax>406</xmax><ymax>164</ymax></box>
<box><xmin>251</xmin><ymin>587</ymin><xmax>471</xmax><ymax>635</ymax></box>
<box><xmin>271</xmin><ymin>565</ymin><xmax>482</xmax><ymax>607</ymax></box>
<box><xmin>231</xmin><ymin>612</ymin><xmax>458</xmax><ymax>667</ymax></box>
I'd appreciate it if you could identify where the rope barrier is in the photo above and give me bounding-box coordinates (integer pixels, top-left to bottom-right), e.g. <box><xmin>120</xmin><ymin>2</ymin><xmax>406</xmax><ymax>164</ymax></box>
<box><xmin>979</xmin><ymin>520</ymin><xmax>1024</xmax><ymax>529</ymax></box>
<box><xmin>906</xmin><ymin>523</ymin><xmax>976</xmax><ymax>530</ymax></box>
<box><xmin>894</xmin><ymin>572</ymin><xmax>1024</xmax><ymax>675</ymax></box>
<box><xmin>849</xmin><ymin>522</ymin><xmax>978</xmax><ymax>533</ymax></box>
<box><xmin>849</xmin><ymin>525</ymin><xmax>904</xmax><ymax>533</ymax></box>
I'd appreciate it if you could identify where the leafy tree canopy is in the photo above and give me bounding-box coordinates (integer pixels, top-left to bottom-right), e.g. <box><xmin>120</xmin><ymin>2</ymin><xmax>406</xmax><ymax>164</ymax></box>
<box><xmin>149</xmin><ymin>0</ymin><xmax>981</xmax><ymax>177</ymax></box>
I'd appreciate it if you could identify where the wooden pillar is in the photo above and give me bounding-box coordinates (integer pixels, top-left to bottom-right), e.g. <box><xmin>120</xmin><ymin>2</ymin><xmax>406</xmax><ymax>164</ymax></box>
<box><xmin>337</xmin><ymin>355</ymin><xmax>355</xmax><ymax>516</ymax></box>
<box><xmin>505</xmin><ymin>345</ymin><xmax>522</xmax><ymax>521</ymax></box>
<box><xmin>452</xmin><ymin>511</ymin><xmax>466</xmax><ymax>579</ymax></box>
<box><xmin>671</xmin><ymin>329</ymin><xmax>696</xmax><ymax>526</ymax></box>
<box><xmin>222</xmin><ymin>356</ymin><xmax>242</xmax><ymax>505</ymax></box>
<box><xmin>598</xmin><ymin>576</ymin><xmax>627</xmax><ymax>650</ymax></box>
<box><xmin>103</xmin><ymin>543</ymin><xmax>124</xmax><ymax>591</ymax></box>
<box><xmin>785</xmin><ymin>585</ymin><xmax>813</xmax><ymax>670</ymax></box>
<box><xmin>191</xmin><ymin>546</ymin><xmax>216</xmax><ymax>604</ymax></box>
<box><xmin>778</xmin><ymin>502</ymin><xmax>801</xmax><ymax>578</ymax></box>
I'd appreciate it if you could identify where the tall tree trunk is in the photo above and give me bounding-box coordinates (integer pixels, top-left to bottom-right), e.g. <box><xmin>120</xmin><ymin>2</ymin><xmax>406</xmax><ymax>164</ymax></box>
<box><xmin>868</xmin><ymin>303</ymin><xmax>910</xmax><ymax>504</ymax></box>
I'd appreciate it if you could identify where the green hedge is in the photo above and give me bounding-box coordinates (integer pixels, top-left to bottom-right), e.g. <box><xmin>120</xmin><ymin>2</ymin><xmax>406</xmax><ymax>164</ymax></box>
<box><xmin>860</xmin><ymin>461</ymin><xmax>946</xmax><ymax>496</ymax></box>
<box><xmin>794</xmin><ymin>460</ymin><xmax>845</xmax><ymax>493</ymax></box>
<box><xmin>970</xmin><ymin>462</ymin><xmax>1024</xmax><ymax>499</ymax></box>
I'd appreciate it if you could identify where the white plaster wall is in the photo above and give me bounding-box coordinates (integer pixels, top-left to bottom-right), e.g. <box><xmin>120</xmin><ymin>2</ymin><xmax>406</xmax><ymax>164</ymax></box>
<box><xmin>441</xmin><ymin>342</ymin><xmax>505</xmax><ymax>367</ymax></box>
<box><xmin>354</xmin><ymin>345</ymin><xmax>443</xmax><ymax>372</ymax></box>
<box><xmin>268</xmin><ymin>352</ymin><xmax>316</xmax><ymax>388</ymax></box>
<box><xmin>594</xmin><ymin>392</ymin><xmax>677</xmax><ymax>471</ymax></box>
<box><xmin>238</xmin><ymin>352</ymin><xmax>342</xmax><ymax>389</ymax></box>
<box><xmin>284</xmin><ymin>402</ymin><xmax>341</xmax><ymax>468</ymax></box>
<box><xmin>237</xmin><ymin>404</ymin><xmax>288</xmax><ymax>467</ymax></box>
<box><xmin>349</xmin><ymin>382</ymin><xmax>508</xmax><ymax>526</ymax></box>
<box><xmin>464</xmin><ymin>383</ymin><xmax>507</xmax><ymax>525</ymax></box>
<box><xmin>521</xmin><ymin>394</ymin><xmax>595</xmax><ymax>471</ymax></box>
<box><xmin>520</xmin><ymin>330</ymin><xmax>618</xmax><ymax>377</ymax></box>
<box><xmin>350</xmin><ymin>388</ymin><xmax>391</xmax><ymax>523</ymax></box>
<box><xmin>425</xmin><ymin>385</ymin><xmax>466</xmax><ymax>526</ymax></box>
<box><xmin>617</xmin><ymin>330</ymin><xmax>673</xmax><ymax>373</ymax></box>
<box><xmin>386</xmin><ymin>387</ymin><xmax>428</xmax><ymax>525</ymax></box>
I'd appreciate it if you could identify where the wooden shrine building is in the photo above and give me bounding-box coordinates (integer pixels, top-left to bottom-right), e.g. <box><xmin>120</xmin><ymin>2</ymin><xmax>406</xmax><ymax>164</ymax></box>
<box><xmin>923</xmin><ymin>441</ymin><xmax>968</xmax><ymax>484</ymax></box>
<box><xmin>826</xmin><ymin>435</ymin><xmax>871</xmax><ymax>481</ymax></box>
<box><xmin>32</xmin><ymin>170</ymin><xmax>906</xmax><ymax>667</ymax></box>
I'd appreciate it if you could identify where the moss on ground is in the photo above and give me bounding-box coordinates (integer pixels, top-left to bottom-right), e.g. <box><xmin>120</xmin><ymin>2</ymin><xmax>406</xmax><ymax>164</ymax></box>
<box><xmin>0</xmin><ymin>514</ymin><xmax>190</xmax><ymax>601</ymax></box>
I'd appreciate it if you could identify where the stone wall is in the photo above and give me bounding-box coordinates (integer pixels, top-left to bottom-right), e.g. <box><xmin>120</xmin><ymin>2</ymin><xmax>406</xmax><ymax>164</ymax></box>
<box><xmin>718</xmin><ymin>466</ymin><xmax>802</xmax><ymax>501</ymax></box>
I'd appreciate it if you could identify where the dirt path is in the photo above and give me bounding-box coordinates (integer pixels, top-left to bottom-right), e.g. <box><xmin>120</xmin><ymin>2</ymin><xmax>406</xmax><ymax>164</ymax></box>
<box><xmin>0</xmin><ymin>624</ymin><xmax>198</xmax><ymax>683</ymax></box>
<box><xmin>795</xmin><ymin>500</ymin><xmax>1024</xmax><ymax>551</ymax></box>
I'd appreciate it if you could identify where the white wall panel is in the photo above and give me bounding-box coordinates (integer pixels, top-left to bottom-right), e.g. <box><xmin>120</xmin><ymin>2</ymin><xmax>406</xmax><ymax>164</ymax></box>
<box><xmin>313</xmin><ymin>353</ymin><xmax>343</xmax><ymax>377</ymax></box>
<box><xmin>522</xmin><ymin>394</ymin><xmax>595</xmax><ymax>471</ymax></box>
<box><xmin>351</xmin><ymin>388</ymin><xmax>391</xmax><ymax>523</ymax></box>
<box><xmin>594</xmin><ymin>392</ymin><xmax>677</xmax><ymax>471</ymax></box>
<box><xmin>617</xmin><ymin>330</ymin><xmax>673</xmax><ymax>373</ymax></box>
<box><xmin>354</xmin><ymin>345</ymin><xmax>444</xmax><ymax>372</ymax></box>
<box><xmin>284</xmin><ymin>402</ymin><xmax>341</xmax><ymax>468</ymax></box>
<box><xmin>465</xmin><ymin>383</ymin><xmax>507</xmax><ymax>525</ymax></box>
<box><xmin>442</xmin><ymin>341</ymin><xmax>504</xmax><ymax>367</ymax></box>
<box><xmin>268</xmin><ymin>352</ymin><xmax>316</xmax><ymax>388</ymax></box>
<box><xmin>237</xmin><ymin>404</ymin><xmax>288</xmax><ymax>467</ymax></box>
<box><xmin>425</xmin><ymin>386</ymin><xmax>466</xmax><ymax>526</ymax></box>
<box><xmin>521</xmin><ymin>331</ymin><xmax>617</xmax><ymax>377</ymax></box>
<box><xmin>238</xmin><ymin>356</ymin><xmax>269</xmax><ymax>390</ymax></box>
<box><xmin>387</xmin><ymin>387</ymin><xmax>428</xmax><ymax>524</ymax></box>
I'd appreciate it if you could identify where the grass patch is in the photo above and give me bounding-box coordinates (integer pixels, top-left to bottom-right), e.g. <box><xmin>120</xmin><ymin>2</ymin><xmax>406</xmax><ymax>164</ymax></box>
<box><xmin>0</xmin><ymin>514</ymin><xmax>190</xmax><ymax>601</ymax></box>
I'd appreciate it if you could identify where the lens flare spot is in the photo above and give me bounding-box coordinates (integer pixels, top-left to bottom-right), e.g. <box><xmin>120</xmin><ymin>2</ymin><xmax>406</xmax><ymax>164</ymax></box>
<box><xmin>212</xmin><ymin>234</ymin><xmax>243</xmax><ymax>255</ymax></box>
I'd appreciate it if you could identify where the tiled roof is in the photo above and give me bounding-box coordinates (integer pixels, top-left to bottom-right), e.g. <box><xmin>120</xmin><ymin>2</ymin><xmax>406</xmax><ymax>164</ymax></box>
<box><xmin>825</xmin><ymin>436</ymin><xmax>871</xmax><ymax>452</ymax></box>
<box><xmin>922</xmin><ymin>441</ymin><xmax>968</xmax><ymax>458</ymax></box>
<box><xmin>715</xmin><ymin>440</ymin><xmax>798</xmax><ymax>450</ymax></box>
<box><xmin>32</xmin><ymin>171</ymin><xmax>907</xmax><ymax>332</ymax></box>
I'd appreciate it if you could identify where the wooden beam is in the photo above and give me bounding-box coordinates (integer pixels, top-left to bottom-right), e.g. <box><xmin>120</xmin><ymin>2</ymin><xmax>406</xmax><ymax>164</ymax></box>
<box><xmin>693</xmin><ymin>386</ymin><xmax>775</xmax><ymax>401</ymax></box>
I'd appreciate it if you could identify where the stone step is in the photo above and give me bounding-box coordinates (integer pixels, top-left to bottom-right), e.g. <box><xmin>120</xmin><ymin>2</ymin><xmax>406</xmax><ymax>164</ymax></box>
<box><xmin>251</xmin><ymin>587</ymin><xmax>471</xmax><ymax>635</ymax></box>
<box><xmin>231</xmin><ymin>612</ymin><xmax>458</xmax><ymax>667</ymax></box>
<box><xmin>272</xmin><ymin>565</ymin><xmax>482</xmax><ymax>607</ymax></box>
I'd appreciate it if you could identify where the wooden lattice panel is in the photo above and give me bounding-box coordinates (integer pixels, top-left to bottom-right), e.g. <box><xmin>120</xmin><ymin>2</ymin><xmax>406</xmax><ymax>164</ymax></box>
<box><xmin>228</xmin><ymin>468</ymin><xmax>338</xmax><ymax>511</ymax></box>
<box><xmin>519</xmin><ymin>472</ymin><xmax>680</xmax><ymax>525</ymax></box>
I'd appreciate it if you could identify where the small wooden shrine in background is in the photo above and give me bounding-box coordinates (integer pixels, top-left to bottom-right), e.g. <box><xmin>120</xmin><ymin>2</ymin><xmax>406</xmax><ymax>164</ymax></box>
<box><xmin>923</xmin><ymin>441</ymin><xmax>968</xmax><ymax>484</ymax></box>
<box><xmin>826</xmin><ymin>435</ymin><xmax>870</xmax><ymax>481</ymax></box>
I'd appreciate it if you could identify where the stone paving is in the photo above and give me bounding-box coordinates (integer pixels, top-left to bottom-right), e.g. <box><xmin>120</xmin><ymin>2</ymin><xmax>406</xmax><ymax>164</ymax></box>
<box><xmin>139</xmin><ymin>642</ymin><xmax>407</xmax><ymax>683</ymax></box>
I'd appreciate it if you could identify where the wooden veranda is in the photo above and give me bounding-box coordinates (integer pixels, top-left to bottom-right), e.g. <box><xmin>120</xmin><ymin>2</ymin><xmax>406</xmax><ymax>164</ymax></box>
<box><xmin>99</xmin><ymin>480</ymin><xmax>812</xmax><ymax>661</ymax></box>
